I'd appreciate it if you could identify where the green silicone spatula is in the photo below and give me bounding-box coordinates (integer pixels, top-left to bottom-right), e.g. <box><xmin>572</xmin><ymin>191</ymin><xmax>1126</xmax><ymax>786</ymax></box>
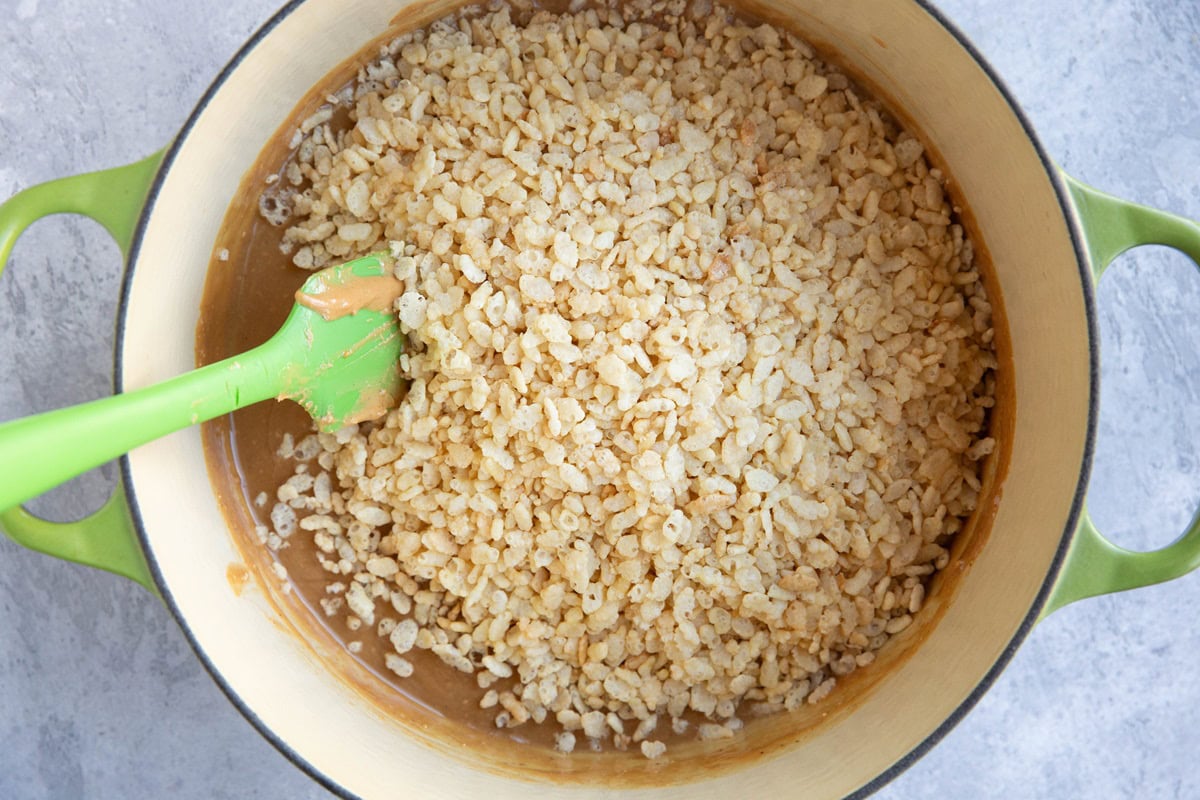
<box><xmin>0</xmin><ymin>253</ymin><xmax>405</xmax><ymax>512</ymax></box>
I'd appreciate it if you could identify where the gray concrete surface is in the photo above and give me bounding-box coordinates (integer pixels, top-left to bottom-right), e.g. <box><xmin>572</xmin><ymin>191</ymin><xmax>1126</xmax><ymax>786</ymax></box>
<box><xmin>1</xmin><ymin>0</ymin><xmax>1199</xmax><ymax>797</ymax></box>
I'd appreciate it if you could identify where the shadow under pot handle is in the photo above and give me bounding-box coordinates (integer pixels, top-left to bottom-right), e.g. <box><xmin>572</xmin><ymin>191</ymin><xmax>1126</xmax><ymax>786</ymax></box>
<box><xmin>1042</xmin><ymin>173</ymin><xmax>1200</xmax><ymax>618</ymax></box>
<box><xmin>0</xmin><ymin>153</ymin><xmax>163</xmax><ymax>593</ymax></box>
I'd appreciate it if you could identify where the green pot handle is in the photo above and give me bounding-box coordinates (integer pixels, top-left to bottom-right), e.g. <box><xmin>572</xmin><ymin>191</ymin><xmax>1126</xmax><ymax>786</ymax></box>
<box><xmin>1042</xmin><ymin>172</ymin><xmax>1200</xmax><ymax>617</ymax></box>
<box><xmin>0</xmin><ymin>152</ymin><xmax>164</xmax><ymax>593</ymax></box>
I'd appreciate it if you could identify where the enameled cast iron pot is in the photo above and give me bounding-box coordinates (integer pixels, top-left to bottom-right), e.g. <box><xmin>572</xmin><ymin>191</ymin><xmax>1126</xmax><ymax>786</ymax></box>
<box><xmin>3</xmin><ymin>0</ymin><xmax>1200</xmax><ymax>797</ymax></box>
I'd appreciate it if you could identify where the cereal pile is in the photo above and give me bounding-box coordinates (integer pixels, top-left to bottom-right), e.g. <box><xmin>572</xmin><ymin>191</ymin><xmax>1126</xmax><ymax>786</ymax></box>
<box><xmin>262</xmin><ymin>0</ymin><xmax>997</xmax><ymax>757</ymax></box>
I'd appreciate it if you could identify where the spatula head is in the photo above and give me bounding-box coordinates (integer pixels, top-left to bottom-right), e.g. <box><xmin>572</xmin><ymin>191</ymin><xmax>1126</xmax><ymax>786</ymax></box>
<box><xmin>275</xmin><ymin>254</ymin><xmax>406</xmax><ymax>432</ymax></box>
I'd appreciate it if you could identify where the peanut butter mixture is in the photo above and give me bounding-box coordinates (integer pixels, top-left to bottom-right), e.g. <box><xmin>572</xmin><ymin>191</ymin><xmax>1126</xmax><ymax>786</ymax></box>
<box><xmin>239</xmin><ymin>0</ymin><xmax>996</xmax><ymax>758</ymax></box>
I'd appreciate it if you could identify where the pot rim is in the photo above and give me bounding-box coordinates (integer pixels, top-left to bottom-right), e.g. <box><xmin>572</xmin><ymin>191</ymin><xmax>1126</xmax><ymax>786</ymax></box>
<box><xmin>112</xmin><ymin>1</ymin><xmax>1099</xmax><ymax>797</ymax></box>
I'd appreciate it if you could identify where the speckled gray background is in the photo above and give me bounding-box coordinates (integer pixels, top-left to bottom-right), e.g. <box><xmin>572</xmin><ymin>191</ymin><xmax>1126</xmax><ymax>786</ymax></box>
<box><xmin>1</xmin><ymin>0</ymin><xmax>1198</xmax><ymax>797</ymax></box>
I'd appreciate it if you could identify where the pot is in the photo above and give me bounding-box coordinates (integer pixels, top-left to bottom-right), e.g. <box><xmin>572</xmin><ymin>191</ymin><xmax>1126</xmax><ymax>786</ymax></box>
<box><xmin>2</xmin><ymin>0</ymin><xmax>1200</xmax><ymax>796</ymax></box>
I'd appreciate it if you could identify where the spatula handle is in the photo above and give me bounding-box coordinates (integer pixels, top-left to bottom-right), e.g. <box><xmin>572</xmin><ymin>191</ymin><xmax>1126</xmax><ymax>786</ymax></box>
<box><xmin>0</xmin><ymin>343</ymin><xmax>287</xmax><ymax>512</ymax></box>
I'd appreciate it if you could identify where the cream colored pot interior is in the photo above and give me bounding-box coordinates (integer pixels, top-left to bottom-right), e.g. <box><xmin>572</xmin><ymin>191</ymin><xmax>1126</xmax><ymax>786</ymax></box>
<box><xmin>119</xmin><ymin>0</ymin><xmax>1091</xmax><ymax>796</ymax></box>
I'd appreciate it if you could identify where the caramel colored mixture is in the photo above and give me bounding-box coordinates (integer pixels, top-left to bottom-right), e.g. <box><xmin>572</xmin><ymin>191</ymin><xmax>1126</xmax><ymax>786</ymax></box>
<box><xmin>199</xmin><ymin>0</ymin><xmax>1007</xmax><ymax>766</ymax></box>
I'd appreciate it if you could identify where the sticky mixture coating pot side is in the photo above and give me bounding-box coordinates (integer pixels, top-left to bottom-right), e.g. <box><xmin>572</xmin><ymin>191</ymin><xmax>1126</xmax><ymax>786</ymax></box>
<box><xmin>255</xmin><ymin>0</ymin><xmax>998</xmax><ymax>757</ymax></box>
